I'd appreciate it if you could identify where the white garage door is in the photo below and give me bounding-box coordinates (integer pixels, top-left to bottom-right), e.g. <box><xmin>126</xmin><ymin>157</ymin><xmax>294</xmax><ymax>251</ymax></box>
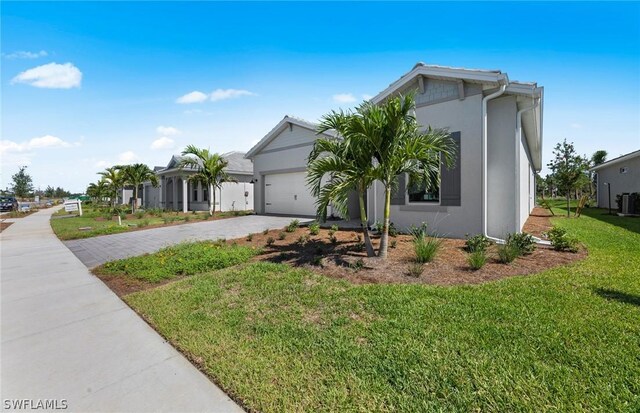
<box><xmin>264</xmin><ymin>172</ymin><xmax>316</xmax><ymax>216</ymax></box>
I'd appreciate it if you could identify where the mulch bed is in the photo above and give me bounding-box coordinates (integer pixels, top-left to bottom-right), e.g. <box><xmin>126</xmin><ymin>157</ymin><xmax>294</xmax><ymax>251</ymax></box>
<box><xmin>231</xmin><ymin>225</ymin><xmax>586</xmax><ymax>286</ymax></box>
<box><xmin>522</xmin><ymin>207</ymin><xmax>554</xmax><ymax>239</ymax></box>
<box><xmin>97</xmin><ymin>273</ymin><xmax>188</xmax><ymax>297</ymax></box>
<box><xmin>0</xmin><ymin>222</ymin><xmax>13</xmax><ymax>233</ymax></box>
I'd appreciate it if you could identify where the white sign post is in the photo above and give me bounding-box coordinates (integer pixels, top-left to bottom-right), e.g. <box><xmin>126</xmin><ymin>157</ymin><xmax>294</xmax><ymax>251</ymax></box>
<box><xmin>64</xmin><ymin>199</ymin><xmax>83</xmax><ymax>216</ymax></box>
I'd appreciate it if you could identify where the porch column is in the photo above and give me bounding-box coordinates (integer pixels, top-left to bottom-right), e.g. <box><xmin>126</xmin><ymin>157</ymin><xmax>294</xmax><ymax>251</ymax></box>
<box><xmin>158</xmin><ymin>177</ymin><xmax>164</xmax><ymax>208</ymax></box>
<box><xmin>172</xmin><ymin>178</ymin><xmax>178</xmax><ymax>211</ymax></box>
<box><xmin>197</xmin><ymin>182</ymin><xmax>203</xmax><ymax>202</ymax></box>
<box><xmin>182</xmin><ymin>178</ymin><xmax>188</xmax><ymax>213</ymax></box>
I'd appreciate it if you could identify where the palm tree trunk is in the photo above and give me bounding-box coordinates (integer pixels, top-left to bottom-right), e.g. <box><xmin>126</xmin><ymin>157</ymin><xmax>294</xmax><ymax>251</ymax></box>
<box><xmin>378</xmin><ymin>186</ymin><xmax>392</xmax><ymax>259</ymax></box>
<box><xmin>132</xmin><ymin>185</ymin><xmax>138</xmax><ymax>214</ymax></box>
<box><xmin>358</xmin><ymin>188</ymin><xmax>375</xmax><ymax>257</ymax></box>
<box><xmin>209</xmin><ymin>183</ymin><xmax>214</xmax><ymax>216</ymax></box>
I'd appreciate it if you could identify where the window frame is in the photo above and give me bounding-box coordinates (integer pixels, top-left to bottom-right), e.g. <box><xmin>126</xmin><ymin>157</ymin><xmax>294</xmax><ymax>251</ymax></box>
<box><xmin>405</xmin><ymin>154</ymin><xmax>442</xmax><ymax>206</ymax></box>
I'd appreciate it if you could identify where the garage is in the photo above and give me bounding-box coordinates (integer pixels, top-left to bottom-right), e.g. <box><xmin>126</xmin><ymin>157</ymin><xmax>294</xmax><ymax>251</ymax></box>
<box><xmin>264</xmin><ymin>172</ymin><xmax>316</xmax><ymax>216</ymax></box>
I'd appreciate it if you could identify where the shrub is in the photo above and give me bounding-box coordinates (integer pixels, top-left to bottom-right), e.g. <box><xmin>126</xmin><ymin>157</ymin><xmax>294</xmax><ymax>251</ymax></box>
<box><xmin>407</xmin><ymin>263</ymin><xmax>424</xmax><ymax>277</ymax></box>
<box><xmin>414</xmin><ymin>236</ymin><xmax>442</xmax><ymax>263</ymax></box>
<box><xmin>467</xmin><ymin>250</ymin><xmax>487</xmax><ymax>270</ymax></box>
<box><xmin>546</xmin><ymin>226</ymin><xmax>579</xmax><ymax>252</ymax></box>
<box><xmin>409</xmin><ymin>222</ymin><xmax>429</xmax><ymax>240</ymax></box>
<box><xmin>390</xmin><ymin>239</ymin><xmax>397</xmax><ymax>249</ymax></box>
<box><xmin>246</xmin><ymin>234</ymin><xmax>253</xmax><ymax>242</ymax></box>
<box><xmin>329</xmin><ymin>234</ymin><xmax>338</xmax><ymax>244</ymax></box>
<box><xmin>278</xmin><ymin>231</ymin><xmax>287</xmax><ymax>240</ymax></box>
<box><xmin>496</xmin><ymin>243</ymin><xmax>519</xmax><ymax>264</ymax></box>
<box><xmin>465</xmin><ymin>234</ymin><xmax>492</xmax><ymax>253</ymax></box>
<box><xmin>262</xmin><ymin>228</ymin><xmax>269</xmax><ymax>235</ymax></box>
<box><xmin>135</xmin><ymin>210</ymin><xmax>145</xmax><ymax>219</ymax></box>
<box><xmin>354</xmin><ymin>242</ymin><xmax>365</xmax><ymax>252</ymax></box>
<box><xmin>266</xmin><ymin>237</ymin><xmax>275</xmax><ymax>247</ymax></box>
<box><xmin>506</xmin><ymin>232</ymin><xmax>536</xmax><ymax>255</ymax></box>
<box><xmin>286</xmin><ymin>219</ymin><xmax>300</xmax><ymax>232</ymax></box>
<box><xmin>312</xmin><ymin>256</ymin><xmax>323</xmax><ymax>266</ymax></box>
<box><xmin>309</xmin><ymin>222</ymin><xmax>320</xmax><ymax>235</ymax></box>
<box><xmin>350</xmin><ymin>259</ymin><xmax>365</xmax><ymax>272</ymax></box>
<box><xmin>184</xmin><ymin>215</ymin><xmax>191</xmax><ymax>222</ymax></box>
<box><xmin>327</xmin><ymin>228</ymin><xmax>336</xmax><ymax>237</ymax></box>
<box><xmin>330</xmin><ymin>224</ymin><xmax>339</xmax><ymax>232</ymax></box>
<box><xmin>137</xmin><ymin>219</ymin><xmax>150</xmax><ymax>228</ymax></box>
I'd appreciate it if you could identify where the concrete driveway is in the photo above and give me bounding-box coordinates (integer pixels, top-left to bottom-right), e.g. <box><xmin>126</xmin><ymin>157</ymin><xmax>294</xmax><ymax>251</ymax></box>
<box><xmin>1</xmin><ymin>207</ymin><xmax>244</xmax><ymax>412</ymax></box>
<box><xmin>64</xmin><ymin>214</ymin><xmax>312</xmax><ymax>268</ymax></box>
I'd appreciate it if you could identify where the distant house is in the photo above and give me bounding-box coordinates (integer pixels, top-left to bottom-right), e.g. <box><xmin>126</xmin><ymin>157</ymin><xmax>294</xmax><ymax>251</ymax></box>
<box><xmin>142</xmin><ymin>151</ymin><xmax>254</xmax><ymax>212</ymax></box>
<box><xmin>590</xmin><ymin>149</ymin><xmax>640</xmax><ymax>211</ymax></box>
<box><xmin>246</xmin><ymin>63</ymin><xmax>544</xmax><ymax>239</ymax></box>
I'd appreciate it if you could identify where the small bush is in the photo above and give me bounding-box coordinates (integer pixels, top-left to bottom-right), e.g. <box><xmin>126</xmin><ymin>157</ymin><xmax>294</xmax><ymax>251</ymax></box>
<box><xmin>409</xmin><ymin>222</ymin><xmax>429</xmax><ymax>240</ymax></box>
<box><xmin>414</xmin><ymin>236</ymin><xmax>442</xmax><ymax>263</ymax></box>
<box><xmin>467</xmin><ymin>250</ymin><xmax>487</xmax><ymax>270</ymax></box>
<box><xmin>390</xmin><ymin>239</ymin><xmax>397</xmax><ymax>249</ymax></box>
<box><xmin>496</xmin><ymin>243</ymin><xmax>519</xmax><ymax>264</ymax></box>
<box><xmin>137</xmin><ymin>219</ymin><xmax>150</xmax><ymax>228</ymax></box>
<box><xmin>374</xmin><ymin>221</ymin><xmax>398</xmax><ymax>237</ymax></box>
<box><xmin>354</xmin><ymin>242</ymin><xmax>365</xmax><ymax>252</ymax></box>
<box><xmin>329</xmin><ymin>234</ymin><xmax>338</xmax><ymax>244</ymax></box>
<box><xmin>262</xmin><ymin>228</ymin><xmax>269</xmax><ymax>235</ymax></box>
<box><xmin>266</xmin><ymin>237</ymin><xmax>275</xmax><ymax>247</ymax></box>
<box><xmin>506</xmin><ymin>232</ymin><xmax>536</xmax><ymax>255</ymax></box>
<box><xmin>286</xmin><ymin>219</ymin><xmax>300</xmax><ymax>232</ymax></box>
<box><xmin>297</xmin><ymin>234</ymin><xmax>310</xmax><ymax>245</ymax></box>
<box><xmin>546</xmin><ymin>226</ymin><xmax>579</xmax><ymax>252</ymax></box>
<box><xmin>465</xmin><ymin>234</ymin><xmax>492</xmax><ymax>253</ymax></box>
<box><xmin>278</xmin><ymin>231</ymin><xmax>287</xmax><ymax>240</ymax></box>
<box><xmin>246</xmin><ymin>234</ymin><xmax>254</xmax><ymax>242</ymax></box>
<box><xmin>309</xmin><ymin>222</ymin><xmax>320</xmax><ymax>235</ymax></box>
<box><xmin>327</xmin><ymin>229</ymin><xmax>336</xmax><ymax>237</ymax></box>
<box><xmin>350</xmin><ymin>258</ymin><xmax>365</xmax><ymax>272</ymax></box>
<box><xmin>184</xmin><ymin>215</ymin><xmax>191</xmax><ymax>222</ymax></box>
<box><xmin>407</xmin><ymin>263</ymin><xmax>424</xmax><ymax>277</ymax></box>
<box><xmin>312</xmin><ymin>256</ymin><xmax>323</xmax><ymax>267</ymax></box>
<box><xmin>135</xmin><ymin>210</ymin><xmax>145</xmax><ymax>219</ymax></box>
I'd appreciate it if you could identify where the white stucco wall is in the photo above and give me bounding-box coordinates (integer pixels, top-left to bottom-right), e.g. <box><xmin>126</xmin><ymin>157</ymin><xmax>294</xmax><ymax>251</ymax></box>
<box><xmin>595</xmin><ymin>155</ymin><xmax>640</xmax><ymax>208</ymax></box>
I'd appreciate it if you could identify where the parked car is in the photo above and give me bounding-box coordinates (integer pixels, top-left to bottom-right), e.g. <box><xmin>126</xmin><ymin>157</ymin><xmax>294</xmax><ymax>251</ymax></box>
<box><xmin>0</xmin><ymin>197</ymin><xmax>19</xmax><ymax>212</ymax></box>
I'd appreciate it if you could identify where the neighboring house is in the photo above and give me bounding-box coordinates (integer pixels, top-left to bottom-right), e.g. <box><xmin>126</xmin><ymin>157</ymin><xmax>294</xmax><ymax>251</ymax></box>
<box><xmin>244</xmin><ymin>116</ymin><xmax>360</xmax><ymax>218</ymax></box>
<box><xmin>116</xmin><ymin>186</ymin><xmax>135</xmax><ymax>206</ymax></box>
<box><xmin>142</xmin><ymin>151</ymin><xmax>254</xmax><ymax>212</ymax></box>
<box><xmin>246</xmin><ymin>63</ymin><xmax>544</xmax><ymax>239</ymax></box>
<box><xmin>590</xmin><ymin>149</ymin><xmax>640</xmax><ymax>210</ymax></box>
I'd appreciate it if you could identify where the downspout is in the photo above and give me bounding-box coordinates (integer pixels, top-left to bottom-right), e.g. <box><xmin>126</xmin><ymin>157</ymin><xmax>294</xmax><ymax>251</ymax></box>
<box><xmin>515</xmin><ymin>97</ymin><xmax>540</xmax><ymax>233</ymax></box>
<box><xmin>482</xmin><ymin>77</ymin><xmax>508</xmax><ymax>242</ymax></box>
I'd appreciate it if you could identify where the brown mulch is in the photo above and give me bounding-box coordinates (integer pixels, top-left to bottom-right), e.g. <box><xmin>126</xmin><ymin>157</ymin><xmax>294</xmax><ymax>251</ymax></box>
<box><xmin>229</xmin><ymin>225</ymin><xmax>586</xmax><ymax>287</ymax></box>
<box><xmin>522</xmin><ymin>207</ymin><xmax>553</xmax><ymax>239</ymax></box>
<box><xmin>0</xmin><ymin>222</ymin><xmax>13</xmax><ymax>232</ymax></box>
<box><xmin>97</xmin><ymin>273</ymin><xmax>188</xmax><ymax>297</ymax></box>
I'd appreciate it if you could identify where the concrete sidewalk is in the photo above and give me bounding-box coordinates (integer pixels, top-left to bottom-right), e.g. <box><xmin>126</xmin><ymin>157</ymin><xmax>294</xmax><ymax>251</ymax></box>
<box><xmin>1</xmin><ymin>207</ymin><xmax>243</xmax><ymax>412</ymax></box>
<box><xmin>64</xmin><ymin>214</ymin><xmax>312</xmax><ymax>268</ymax></box>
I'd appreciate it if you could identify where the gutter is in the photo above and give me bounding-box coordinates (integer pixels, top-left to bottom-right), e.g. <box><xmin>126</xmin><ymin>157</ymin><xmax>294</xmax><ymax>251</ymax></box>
<box><xmin>482</xmin><ymin>77</ymin><xmax>508</xmax><ymax>242</ymax></box>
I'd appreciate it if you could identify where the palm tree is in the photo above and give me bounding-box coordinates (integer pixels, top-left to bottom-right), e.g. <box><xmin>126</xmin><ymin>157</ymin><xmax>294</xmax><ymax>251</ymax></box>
<box><xmin>365</xmin><ymin>93</ymin><xmax>456</xmax><ymax>259</ymax></box>
<box><xmin>122</xmin><ymin>163</ymin><xmax>158</xmax><ymax>213</ymax></box>
<box><xmin>308</xmin><ymin>110</ymin><xmax>376</xmax><ymax>257</ymax></box>
<box><xmin>86</xmin><ymin>179</ymin><xmax>109</xmax><ymax>205</ymax></box>
<box><xmin>177</xmin><ymin>145</ymin><xmax>235</xmax><ymax>216</ymax></box>
<box><xmin>98</xmin><ymin>166</ymin><xmax>125</xmax><ymax>207</ymax></box>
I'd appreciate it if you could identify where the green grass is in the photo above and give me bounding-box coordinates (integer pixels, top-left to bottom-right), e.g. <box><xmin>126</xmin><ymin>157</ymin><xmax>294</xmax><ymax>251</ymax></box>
<box><xmin>124</xmin><ymin>206</ymin><xmax>640</xmax><ymax>412</ymax></box>
<box><xmin>96</xmin><ymin>241</ymin><xmax>259</xmax><ymax>283</ymax></box>
<box><xmin>50</xmin><ymin>207</ymin><xmax>251</xmax><ymax>240</ymax></box>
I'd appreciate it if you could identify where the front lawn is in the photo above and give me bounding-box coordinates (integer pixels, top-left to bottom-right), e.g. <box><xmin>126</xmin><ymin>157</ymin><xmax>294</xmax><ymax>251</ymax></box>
<box><xmin>123</xmin><ymin>207</ymin><xmax>640</xmax><ymax>412</ymax></box>
<box><xmin>50</xmin><ymin>206</ymin><xmax>252</xmax><ymax>240</ymax></box>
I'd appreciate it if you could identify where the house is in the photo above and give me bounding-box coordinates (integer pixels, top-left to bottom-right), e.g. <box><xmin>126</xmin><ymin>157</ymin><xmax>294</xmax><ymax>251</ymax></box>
<box><xmin>142</xmin><ymin>151</ymin><xmax>254</xmax><ymax>213</ymax></box>
<box><xmin>590</xmin><ymin>149</ymin><xmax>640</xmax><ymax>212</ymax></box>
<box><xmin>246</xmin><ymin>63</ymin><xmax>544</xmax><ymax>239</ymax></box>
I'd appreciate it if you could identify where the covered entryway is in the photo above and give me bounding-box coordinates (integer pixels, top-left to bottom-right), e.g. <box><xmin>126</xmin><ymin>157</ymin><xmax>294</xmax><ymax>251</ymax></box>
<box><xmin>264</xmin><ymin>172</ymin><xmax>316</xmax><ymax>216</ymax></box>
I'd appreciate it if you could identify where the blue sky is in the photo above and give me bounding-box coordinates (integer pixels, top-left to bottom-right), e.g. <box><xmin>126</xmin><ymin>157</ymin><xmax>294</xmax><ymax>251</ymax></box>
<box><xmin>2</xmin><ymin>1</ymin><xmax>639</xmax><ymax>192</ymax></box>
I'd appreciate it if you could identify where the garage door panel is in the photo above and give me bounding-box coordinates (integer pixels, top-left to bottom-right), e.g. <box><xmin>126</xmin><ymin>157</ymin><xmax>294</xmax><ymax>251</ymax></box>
<box><xmin>264</xmin><ymin>172</ymin><xmax>316</xmax><ymax>216</ymax></box>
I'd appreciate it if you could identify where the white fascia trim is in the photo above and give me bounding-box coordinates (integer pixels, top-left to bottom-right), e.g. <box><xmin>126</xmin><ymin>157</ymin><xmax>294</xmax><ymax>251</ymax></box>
<box><xmin>371</xmin><ymin>66</ymin><xmax>508</xmax><ymax>104</ymax></box>
<box><xmin>590</xmin><ymin>150</ymin><xmax>640</xmax><ymax>172</ymax></box>
<box><xmin>244</xmin><ymin>116</ymin><xmax>335</xmax><ymax>160</ymax></box>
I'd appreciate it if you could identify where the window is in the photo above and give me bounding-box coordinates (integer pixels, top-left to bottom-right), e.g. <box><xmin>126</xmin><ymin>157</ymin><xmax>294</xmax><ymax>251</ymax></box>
<box><xmin>192</xmin><ymin>186</ymin><xmax>198</xmax><ymax>201</ymax></box>
<box><xmin>408</xmin><ymin>178</ymin><xmax>440</xmax><ymax>203</ymax></box>
<box><xmin>203</xmin><ymin>187</ymin><xmax>208</xmax><ymax>201</ymax></box>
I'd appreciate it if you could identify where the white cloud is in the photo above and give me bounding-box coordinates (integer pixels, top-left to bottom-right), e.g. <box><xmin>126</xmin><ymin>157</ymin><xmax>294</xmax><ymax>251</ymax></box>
<box><xmin>0</xmin><ymin>135</ymin><xmax>73</xmax><ymax>154</ymax></box>
<box><xmin>156</xmin><ymin>125</ymin><xmax>181</xmax><ymax>136</ymax></box>
<box><xmin>362</xmin><ymin>94</ymin><xmax>373</xmax><ymax>101</ymax></box>
<box><xmin>176</xmin><ymin>91</ymin><xmax>208</xmax><ymax>104</ymax></box>
<box><xmin>570</xmin><ymin>123</ymin><xmax>582</xmax><ymax>129</ymax></box>
<box><xmin>118</xmin><ymin>151</ymin><xmax>139</xmax><ymax>164</ymax></box>
<box><xmin>12</xmin><ymin>62</ymin><xmax>82</xmax><ymax>89</ymax></box>
<box><xmin>332</xmin><ymin>93</ymin><xmax>357</xmax><ymax>104</ymax></box>
<box><xmin>210</xmin><ymin>88</ymin><xmax>256</xmax><ymax>102</ymax></box>
<box><xmin>150</xmin><ymin>137</ymin><xmax>175</xmax><ymax>150</ymax></box>
<box><xmin>3</xmin><ymin>50</ymin><xmax>48</xmax><ymax>59</ymax></box>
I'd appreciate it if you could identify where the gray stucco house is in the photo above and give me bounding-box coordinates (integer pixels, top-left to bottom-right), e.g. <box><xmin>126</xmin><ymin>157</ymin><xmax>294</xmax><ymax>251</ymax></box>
<box><xmin>246</xmin><ymin>63</ymin><xmax>544</xmax><ymax>239</ymax></box>
<box><xmin>142</xmin><ymin>151</ymin><xmax>254</xmax><ymax>213</ymax></box>
<box><xmin>591</xmin><ymin>149</ymin><xmax>640</xmax><ymax>212</ymax></box>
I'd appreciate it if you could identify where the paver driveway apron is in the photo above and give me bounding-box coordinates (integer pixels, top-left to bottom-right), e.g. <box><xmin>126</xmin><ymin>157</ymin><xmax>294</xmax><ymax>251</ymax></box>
<box><xmin>64</xmin><ymin>214</ymin><xmax>312</xmax><ymax>268</ymax></box>
<box><xmin>0</xmin><ymin>207</ymin><xmax>244</xmax><ymax>412</ymax></box>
